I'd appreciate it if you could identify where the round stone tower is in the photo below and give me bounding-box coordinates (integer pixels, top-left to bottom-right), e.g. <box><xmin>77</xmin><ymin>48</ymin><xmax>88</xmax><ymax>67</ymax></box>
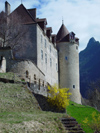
<box><xmin>56</xmin><ymin>23</ymin><xmax>81</xmax><ymax>104</ymax></box>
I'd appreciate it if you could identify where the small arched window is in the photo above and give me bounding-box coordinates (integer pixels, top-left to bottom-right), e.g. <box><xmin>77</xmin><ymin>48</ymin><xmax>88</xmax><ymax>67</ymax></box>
<box><xmin>26</xmin><ymin>70</ymin><xmax>29</xmax><ymax>78</ymax></box>
<box><xmin>34</xmin><ymin>74</ymin><xmax>36</xmax><ymax>80</ymax></box>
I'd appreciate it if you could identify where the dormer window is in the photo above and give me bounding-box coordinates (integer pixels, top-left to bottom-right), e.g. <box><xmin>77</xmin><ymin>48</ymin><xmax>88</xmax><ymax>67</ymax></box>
<box><xmin>36</xmin><ymin>18</ymin><xmax>47</xmax><ymax>33</ymax></box>
<box><xmin>69</xmin><ymin>32</ymin><xmax>75</xmax><ymax>43</ymax></box>
<box><xmin>70</xmin><ymin>32</ymin><xmax>75</xmax><ymax>39</ymax></box>
<box><xmin>46</xmin><ymin>27</ymin><xmax>52</xmax><ymax>40</ymax></box>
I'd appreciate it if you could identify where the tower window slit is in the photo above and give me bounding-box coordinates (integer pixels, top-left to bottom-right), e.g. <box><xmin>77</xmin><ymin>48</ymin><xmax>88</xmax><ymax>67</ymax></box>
<box><xmin>73</xmin><ymin>85</ymin><xmax>75</xmax><ymax>89</ymax></box>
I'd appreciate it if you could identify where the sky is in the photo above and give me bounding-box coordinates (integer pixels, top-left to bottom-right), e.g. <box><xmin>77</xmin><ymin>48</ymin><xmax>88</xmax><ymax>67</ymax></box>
<box><xmin>0</xmin><ymin>0</ymin><xmax>100</xmax><ymax>51</ymax></box>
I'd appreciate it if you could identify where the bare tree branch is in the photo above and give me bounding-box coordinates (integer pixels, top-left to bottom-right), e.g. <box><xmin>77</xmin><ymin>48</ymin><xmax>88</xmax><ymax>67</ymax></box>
<box><xmin>0</xmin><ymin>11</ymin><xmax>31</xmax><ymax>55</ymax></box>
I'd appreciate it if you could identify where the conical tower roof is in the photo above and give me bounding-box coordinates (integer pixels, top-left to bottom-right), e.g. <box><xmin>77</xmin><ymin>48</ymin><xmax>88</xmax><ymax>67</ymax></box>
<box><xmin>56</xmin><ymin>24</ymin><xmax>69</xmax><ymax>42</ymax></box>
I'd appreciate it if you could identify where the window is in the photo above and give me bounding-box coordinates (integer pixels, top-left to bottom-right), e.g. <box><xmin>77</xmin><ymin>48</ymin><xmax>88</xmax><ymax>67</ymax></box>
<box><xmin>34</xmin><ymin>74</ymin><xmax>36</xmax><ymax>84</ymax></box>
<box><xmin>26</xmin><ymin>70</ymin><xmax>29</xmax><ymax>78</ymax></box>
<box><xmin>56</xmin><ymin>63</ymin><xmax>58</xmax><ymax>71</ymax></box>
<box><xmin>34</xmin><ymin>74</ymin><xmax>36</xmax><ymax>80</ymax></box>
<box><xmin>50</xmin><ymin>45</ymin><xmax>51</xmax><ymax>53</ymax></box>
<box><xmin>76</xmin><ymin>46</ymin><xmax>78</xmax><ymax>50</ymax></box>
<box><xmin>73</xmin><ymin>85</ymin><xmax>75</xmax><ymax>89</ymax></box>
<box><xmin>45</xmin><ymin>39</ymin><xmax>47</xmax><ymax>48</ymax></box>
<box><xmin>45</xmin><ymin>53</ymin><xmax>47</xmax><ymax>63</ymax></box>
<box><xmin>41</xmin><ymin>35</ymin><xmax>43</xmax><ymax>45</ymax></box>
<box><xmin>50</xmin><ymin>58</ymin><xmax>52</xmax><ymax>67</ymax></box>
<box><xmin>65</xmin><ymin>56</ymin><xmax>68</xmax><ymax>60</ymax></box>
<box><xmin>41</xmin><ymin>50</ymin><xmax>43</xmax><ymax>60</ymax></box>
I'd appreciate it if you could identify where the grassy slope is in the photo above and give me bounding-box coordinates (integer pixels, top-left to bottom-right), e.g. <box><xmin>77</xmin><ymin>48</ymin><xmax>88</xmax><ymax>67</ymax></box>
<box><xmin>67</xmin><ymin>101</ymin><xmax>100</xmax><ymax>133</ymax></box>
<box><xmin>0</xmin><ymin>73</ymin><xmax>68</xmax><ymax>133</ymax></box>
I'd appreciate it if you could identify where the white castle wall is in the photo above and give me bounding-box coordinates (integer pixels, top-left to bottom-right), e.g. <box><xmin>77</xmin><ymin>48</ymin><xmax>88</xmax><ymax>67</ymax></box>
<box><xmin>57</xmin><ymin>42</ymin><xmax>81</xmax><ymax>104</ymax></box>
<box><xmin>36</xmin><ymin>24</ymin><xmax>58</xmax><ymax>85</ymax></box>
<box><xmin>14</xmin><ymin>23</ymin><xmax>58</xmax><ymax>86</ymax></box>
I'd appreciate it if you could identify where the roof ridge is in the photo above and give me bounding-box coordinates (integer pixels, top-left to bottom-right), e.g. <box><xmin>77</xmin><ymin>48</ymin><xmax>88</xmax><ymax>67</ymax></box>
<box><xmin>21</xmin><ymin>4</ymin><xmax>36</xmax><ymax>22</ymax></box>
<box><xmin>9</xmin><ymin>4</ymin><xmax>36</xmax><ymax>23</ymax></box>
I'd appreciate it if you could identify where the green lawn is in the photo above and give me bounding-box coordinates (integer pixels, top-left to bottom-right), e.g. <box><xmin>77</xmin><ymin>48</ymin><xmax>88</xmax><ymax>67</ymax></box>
<box><xmin>67</xmin><ymin>101</ymin><xmax>100</xmax><ymax>133</ymax></box>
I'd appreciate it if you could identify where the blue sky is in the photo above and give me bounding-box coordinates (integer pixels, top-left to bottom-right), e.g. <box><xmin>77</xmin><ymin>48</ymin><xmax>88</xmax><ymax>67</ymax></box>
<box><xmin>0</xmin><ymin>0</ymin><xmax>100</xmax><ymax>51</ymax></box>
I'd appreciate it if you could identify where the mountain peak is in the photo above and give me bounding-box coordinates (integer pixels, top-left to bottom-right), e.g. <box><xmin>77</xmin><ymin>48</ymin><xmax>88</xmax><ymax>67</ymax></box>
<box><xmin>89</xmin><ymin>37</ymin><xmax>96</xmax><ymax>43</ymax></box>
<box><xmin>87</xmin><ymin>37</ymin><xmax>96</xmax><ymax>48</ymax></box>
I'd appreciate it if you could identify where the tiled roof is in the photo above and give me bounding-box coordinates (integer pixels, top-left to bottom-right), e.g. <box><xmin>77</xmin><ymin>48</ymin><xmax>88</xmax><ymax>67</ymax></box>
<box><xmin>9</xmin><ymin>4</ymin><xmax>36</xmax><ymax>24</ymax></box>
<box><xmin>46</xmin><ymin>27</ymin><xmax>52</xmax><ymax>32</ymax></box>
<box><xmin>56</xmin><ymin>24</ymin><xmax>69</xmax><ymax>43</ymax></box>
<box><xmin>75</xmin><ymin>37</ymin><xmax>79</xmax><ymax>40</ymax></box>
<box><xmin>36</xmin><ymin>18</ymin><xmax>47</xmax><ymax>25</ymax></box>
<box><xmin>59</xmin><ymin>34</ymin><xmax>70</xmax><ymax>42</ymax></box>
<box><xmin>28</xmin><ymin>8</ymin><xmax>36</xmax><ymax>20</ymax></box>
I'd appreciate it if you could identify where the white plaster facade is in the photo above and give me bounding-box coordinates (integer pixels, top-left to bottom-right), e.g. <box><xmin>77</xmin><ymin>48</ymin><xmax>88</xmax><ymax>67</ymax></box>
<box><xmin>36</xmin><ymin>25</ymin><xmax>58</xmax><ymax>85</ymax></box>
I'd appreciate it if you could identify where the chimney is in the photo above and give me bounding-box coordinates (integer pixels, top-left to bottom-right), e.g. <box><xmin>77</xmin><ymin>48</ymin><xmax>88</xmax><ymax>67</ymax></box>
<box><xmin>5</xmin><ymin>1</ymin><xmax>11</xmax><ymax>15</ymax></box>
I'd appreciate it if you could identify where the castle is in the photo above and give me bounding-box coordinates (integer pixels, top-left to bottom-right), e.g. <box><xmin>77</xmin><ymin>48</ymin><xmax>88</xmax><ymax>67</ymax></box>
<box><xmin>0</xmin><ymin>1</ymin><xmax>81</xmax><ymax>104</ymax></box>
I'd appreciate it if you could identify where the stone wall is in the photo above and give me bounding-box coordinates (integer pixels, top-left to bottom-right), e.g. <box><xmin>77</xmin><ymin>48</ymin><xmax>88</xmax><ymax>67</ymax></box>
<box><xmin>29</xmin><ymin>83</ymin><xmax>47</xmax><ymax>97</ymax></box>
<box><xmin>57</xmin><ymin>42</ymin><xmax>81</xmax><ymax>104</ymax></box>
<box><xmin>10</xmin><ymin>60</ymin><xmax>45</xmax><ymax>83</ymax></box>
<box><xmin>14</xmin><ymin>24</ymin><xmax>37</xmax><ymax>64</ymax></box>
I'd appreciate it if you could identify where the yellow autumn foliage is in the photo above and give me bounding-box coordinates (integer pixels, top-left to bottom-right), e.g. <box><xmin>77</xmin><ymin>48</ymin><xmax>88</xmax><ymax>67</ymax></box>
<box><xmin>47</xmin><ymin>84</ymin><xmax>71</xmax><ymax>110</ymax></box>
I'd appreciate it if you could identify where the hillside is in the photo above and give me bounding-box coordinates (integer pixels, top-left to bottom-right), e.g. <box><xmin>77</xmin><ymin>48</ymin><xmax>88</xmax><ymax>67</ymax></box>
<box><xmin>0</xmin><ymin>72</ymin><xmax>68</xmax><ymax>133</ymax></box>
<box><xmin>1</xmin><ymin>73</ymin><xmax>100</xmax><ymax>133</ymax></box>
<box><xmin>79</xmin><ymin>37</ymin><xmax>100</xmax><ymax>98</ymax></box>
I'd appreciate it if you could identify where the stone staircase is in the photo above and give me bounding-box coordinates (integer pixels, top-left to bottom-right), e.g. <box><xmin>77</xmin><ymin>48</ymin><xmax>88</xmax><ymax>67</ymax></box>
<box><xmin>60</xmin><ymin>117</ymin><xmax>85</xmax><ymax>133</ymax></box>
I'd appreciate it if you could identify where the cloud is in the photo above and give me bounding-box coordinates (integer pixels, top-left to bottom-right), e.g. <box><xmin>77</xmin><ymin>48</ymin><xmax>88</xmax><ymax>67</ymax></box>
<box><xmin>37</xmin><ymin>0</ymin><xmax>100</xmax><ymax>51</ymax></box>
<box><xmin>0</xmin><ymin>0</ymin><xmax>100</xmax><ymax>51</ymax></box>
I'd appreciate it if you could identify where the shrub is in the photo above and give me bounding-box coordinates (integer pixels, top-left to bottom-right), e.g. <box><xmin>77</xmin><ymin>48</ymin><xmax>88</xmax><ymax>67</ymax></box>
<box><xmin>47</xmin><ymin>84</ymin><xmax>71</xmax><ymax>111</ymax></box>
<box><xmin>83</xmin><ymin>112</ymin><xmax>100</xmax><ymax>132</ymax></box>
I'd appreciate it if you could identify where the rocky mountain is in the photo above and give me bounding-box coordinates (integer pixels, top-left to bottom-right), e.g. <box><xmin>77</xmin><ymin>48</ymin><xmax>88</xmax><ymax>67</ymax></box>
<box><xmin>79</xmin><ymin>37</ymin><xmax>100</xmax><ymax>98</ymax></box>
